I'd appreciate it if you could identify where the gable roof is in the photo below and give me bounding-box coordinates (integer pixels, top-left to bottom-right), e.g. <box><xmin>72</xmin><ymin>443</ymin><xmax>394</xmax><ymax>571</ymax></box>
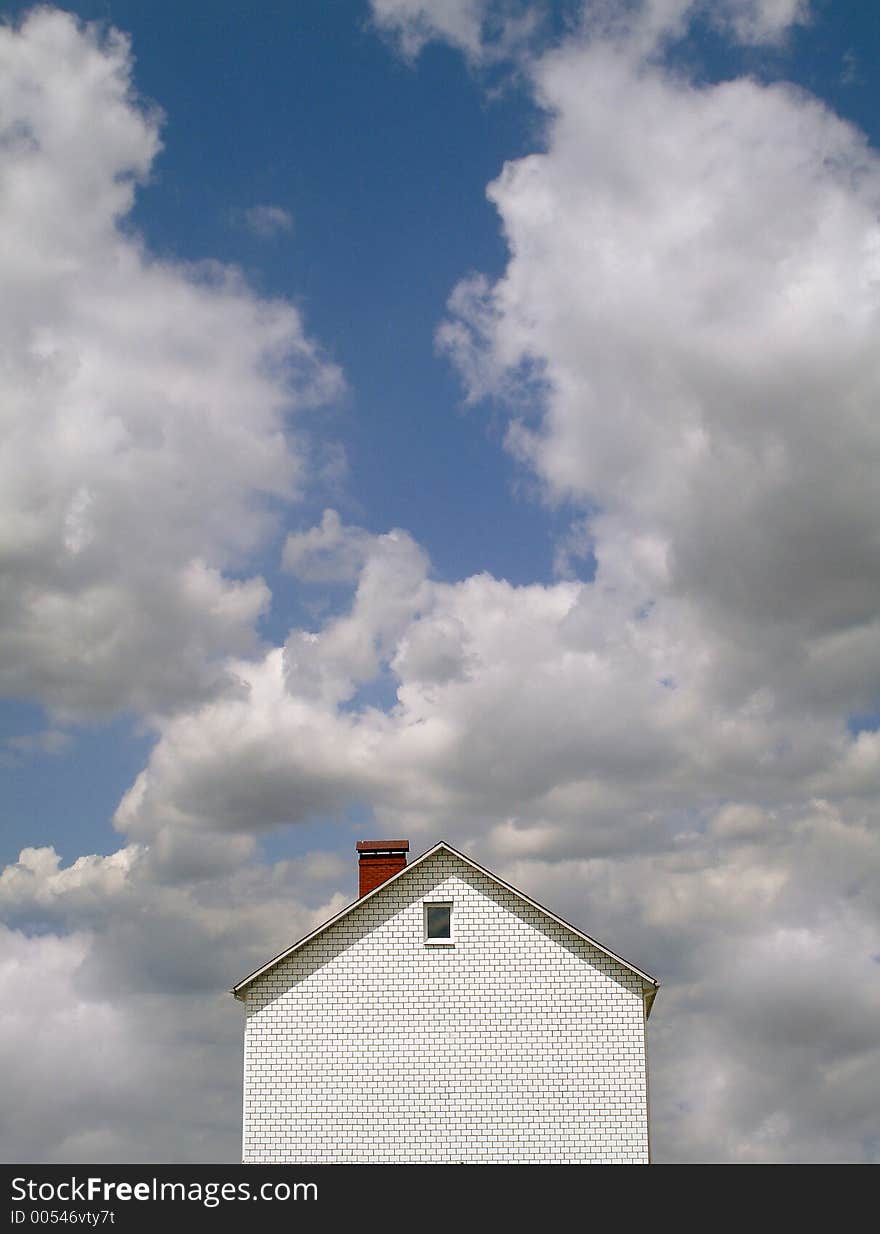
<box><xmin>232</xmin><ymin>840</ymin><xmax>659</xmax><ymax>1013</ymax></box>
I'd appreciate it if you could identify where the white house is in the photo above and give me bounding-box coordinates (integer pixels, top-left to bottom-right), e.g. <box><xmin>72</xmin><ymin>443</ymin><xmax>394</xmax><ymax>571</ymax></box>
<box><xmin>232</xmin><ymin>839</ymin><xmax>659</xmax><ymax>1164</ymax></box>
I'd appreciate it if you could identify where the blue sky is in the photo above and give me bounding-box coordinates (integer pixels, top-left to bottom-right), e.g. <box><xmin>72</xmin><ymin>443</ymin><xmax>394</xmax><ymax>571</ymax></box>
<box><xmin>1</xmin><ymin>0</ymin><xmax>577</xmax><ymax>865</ymax></box>
<box><xmin>2</xmin><ymin>0</ymin><xmax>880</xmax><ymax>1163</ymax></box>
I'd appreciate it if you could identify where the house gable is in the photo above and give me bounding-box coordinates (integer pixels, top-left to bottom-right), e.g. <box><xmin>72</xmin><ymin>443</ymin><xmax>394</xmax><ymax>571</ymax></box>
<box><xmin>233</xmin><ymin>840</ymin><xmax>658</xmax><ymax>1008</ymax></box>
<box><xmin>239</xmin><ymin>845</ymin><xmax>655</xmax><ymax>1163</ymax></box>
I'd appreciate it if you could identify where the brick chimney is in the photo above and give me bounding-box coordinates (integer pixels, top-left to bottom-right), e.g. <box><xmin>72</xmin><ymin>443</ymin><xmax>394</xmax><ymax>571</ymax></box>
<box><xmin>356</xmin><ymin>840</ymin><xmax>409</xmax><ymax>897</ymax></box>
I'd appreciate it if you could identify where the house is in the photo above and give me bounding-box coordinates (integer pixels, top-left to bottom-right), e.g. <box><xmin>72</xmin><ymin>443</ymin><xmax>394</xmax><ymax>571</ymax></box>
<box><xmin>232</xmin><ymin>839</ymin><xmax>659</xmax><ymax>1164</ymax></box>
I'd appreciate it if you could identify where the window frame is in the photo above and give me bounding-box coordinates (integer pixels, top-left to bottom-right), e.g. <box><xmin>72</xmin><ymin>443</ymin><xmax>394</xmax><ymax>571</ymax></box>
<box><xmin>423</xmin><ymin>900</ymin><xmax>454</xmax><ymax>946</ymax></box>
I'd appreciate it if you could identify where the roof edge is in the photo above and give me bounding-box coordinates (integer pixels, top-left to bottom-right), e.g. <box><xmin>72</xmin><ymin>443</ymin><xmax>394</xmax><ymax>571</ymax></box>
<box><xmin>434</xmin><ymin>841</ymin><xmax>659</xmax><ymax>990</ymax></box>
<box><xmin>231</xmin><ymin>840</ymin><xmax>659</xmax><ymax>999</ymax></box>
<box><xmin>231</xmin><ymin>841</ymin><xmax>448</xmax><ymax>998</ymax></box>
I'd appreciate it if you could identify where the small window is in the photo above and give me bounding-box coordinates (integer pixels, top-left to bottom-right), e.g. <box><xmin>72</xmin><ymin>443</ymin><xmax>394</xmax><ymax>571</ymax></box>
<box><xmin>424</xmin><ymin>902</ymin><xmax>453</xmax><ymax>944</ymax></box>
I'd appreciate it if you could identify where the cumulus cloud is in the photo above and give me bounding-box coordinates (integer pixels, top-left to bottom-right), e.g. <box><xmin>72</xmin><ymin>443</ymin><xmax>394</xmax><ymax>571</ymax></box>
<box><xmin>6</xmin><ymin>573</ymin><xmax>880</xmax><ymax>1162</ymax></box>
<box><xmin>499</xmin><ymin>797</ymin><xmax>880</xmax><ymax>1162</ymax></box>
<box><xmin>0</xmin><ymin>846</ymin><xmax>351</xmax><ymax>1162</ymax></box>
<box><xmin>115</xmin><ymin>511</ymin><xmax>870</xmax><ymax>863</ymax></box>
<box><xmin>422</xmin><ymin>0</ymin><xmax>879</xmax><ymax>1159</ymax></box>
<box><xmin>12</xmin><ymin>686</ymin><xmax>878</xmax><ymax>1162</ymax></box>
<box><xmin>0</xmin><ymin>8</ymin><xmax>341</xmax><ymax>719</ymax></box>
<box><xmin>4</xmin><ymin>0</ymin><xmax>880</xmax><ymax>1166</ymax></box>
<box><xmin>439</xmin><ymin>10</ymin><xmax>880</xmax><ymax>722</ymax></box>
<box><xmin>0</xmin><ymin>924</ymin><xmax>143</xmax><ymax>1163</ymax></box>
<box><xmin>115</xmin><ymin>518</ymin><xmax>433</xmax><ymax>867</ymax></box>
<box><xmin>282</xmin><ymin>508</ymin><xmax>374</xmax><ymax>583</ymax></box>
<box><xmin>104</xmin><ymin>0</ymin><xmax>880</xmax><ymax>1150</ymax></box>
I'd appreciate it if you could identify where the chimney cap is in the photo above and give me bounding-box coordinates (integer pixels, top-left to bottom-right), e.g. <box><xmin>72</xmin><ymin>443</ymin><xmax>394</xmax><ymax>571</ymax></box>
<box><xmin>356</xmin><ymin>839</ymin><xmax>409</xmax><ymax>853</ymax></box>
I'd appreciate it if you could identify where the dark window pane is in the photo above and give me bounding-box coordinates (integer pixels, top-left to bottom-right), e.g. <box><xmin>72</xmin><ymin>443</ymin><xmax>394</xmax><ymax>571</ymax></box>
<box><xmin>426</xmin><ymin>905</ymin><xmax>451</xmax><ymax>938</ymax></box>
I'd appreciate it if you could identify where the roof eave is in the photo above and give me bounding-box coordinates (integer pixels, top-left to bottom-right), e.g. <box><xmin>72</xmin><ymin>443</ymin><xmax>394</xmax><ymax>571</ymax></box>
<box><xmin>644</xmin><ymin>983</ymin><xmax>659</xmax><ymax>1019</ymax></box>
<box><xmin>231</xmin><ymin>839</ymin><xmax>660</xmax><ymax>997</ymax></box>
<box><xmin>231</xmin><ymin>841</ymin><xmax>450</xmax><ymax>998</ymax></box>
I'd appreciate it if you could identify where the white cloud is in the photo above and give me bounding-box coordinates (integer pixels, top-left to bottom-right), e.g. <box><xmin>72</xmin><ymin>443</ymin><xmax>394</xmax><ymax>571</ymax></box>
<box><xmin>0</xmin><ymin>924</ymin><xmax>142</xmax><ymax>1163</ymax></box>
<box><xmin>439</xmin><ymin>19</ymin><xmax>880</xmax><ymax>720</ymax></box>
<box><xmin>370</xmin><ymin>0</ymin><xmax>811</xmax><ymax>65</ymax></box>
<box><xmin>421</xmin><ymin>3</ymin><xmax>880</xmax><ymax>1159</ymax></box>
<box><xmin>0</xmin><ymin>845</ymin><xmax>351</xmax><ymax>1162</ymax></box>
<box><xmin>370</xmin><ymin>0</ymin><xmax>500</xmax><ymax>61</ymax></box>
<box><xmin>282</xmin><ymin>508</ymin><xmax>373</xmax><ymax>583</ymax></box>
<box><xmin>614</xmin><ymin>0</ymin><xmax>811</xmax><ymax>53</ymax></box>
<box><xmin>4</xmin><ymin>778</ymin><xmax>878</xmax><ymax>1160</ymax></box>
<box><xmin>235</xmin><ymin>204</ymin><xmax>295</xmax><ymax>239</ymax></box>
<box><xmin>4</xmin><ymin>0</ymin><xmax>879</xmax><ymax>1166</ymax></box>
<box><xmin>369</xmin><ymin>0</ymin><xmax>578</xmax><ymax>68</ymax></box>
<box><xmin>0</xmin><ymin>9</ymin><xmax>342</xmax><ymax>719</ymax></box>
<box><xmin>107</xmin><ymin>77</ymin><xmax>878</xmax><ymax>1130</ymax></box>
<box><xmin>713</xmin><ymin>0</ymin><xmax>811</xmax><ymax>46</ymax></box>
<box><xmin>116</xmin><ymin>512</ymin><xmax>871</xmax><ymax>860</ymax></box>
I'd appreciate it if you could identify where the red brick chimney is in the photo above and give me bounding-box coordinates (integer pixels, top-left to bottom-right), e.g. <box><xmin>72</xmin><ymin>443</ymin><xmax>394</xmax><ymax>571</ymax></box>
<box><xmin>357</xmin><ymin>840</ymin><xmax>409</xmax><ymax>897</ymax></box>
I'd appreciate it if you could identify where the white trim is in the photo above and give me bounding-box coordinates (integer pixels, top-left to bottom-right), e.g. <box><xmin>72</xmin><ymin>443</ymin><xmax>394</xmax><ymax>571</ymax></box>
<box><xmin>423</xmin><ymin>900</ymin><xmax>454</xmax><ymax>945</ymax></box>
<box><xmin>231</xmin><ymin>840</ymin><xmax>659</xmax><ymax>998</ymax></box>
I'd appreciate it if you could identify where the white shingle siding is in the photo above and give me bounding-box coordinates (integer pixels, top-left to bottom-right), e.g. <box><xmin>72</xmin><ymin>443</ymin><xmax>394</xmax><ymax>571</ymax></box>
<box><xmin>241</xmin><ymin>850</ymin><xmax>651</xmax><ymax>1163</ymax></box>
